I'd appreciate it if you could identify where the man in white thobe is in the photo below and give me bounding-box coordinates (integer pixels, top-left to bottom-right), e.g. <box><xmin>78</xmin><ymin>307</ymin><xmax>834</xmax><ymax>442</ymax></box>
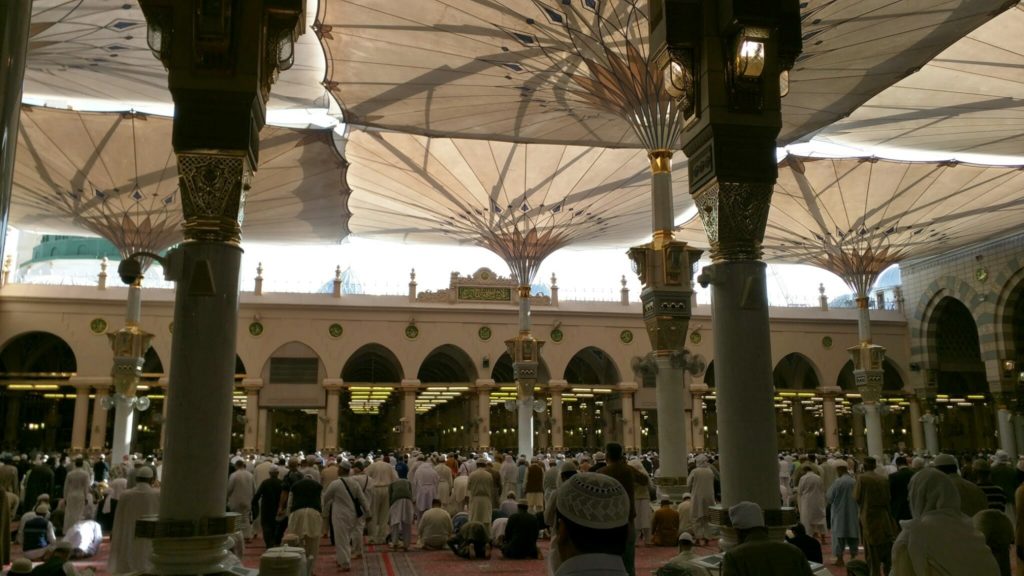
<box><xmin>797</xmin><ymin>465</ymin><xmax>827</xmax><ymax>541</ymax></box>
<box><xmin>413</xmin><ymin>458</ymin><xmax>439</xmax><ymax>520</ymax></box>
<box><xmin>364</xmin><ymin>457</ymin><xmax>397</xmax><ymax>544</ymax></box>
<box><xmin>108</xmin><ymin>466</ymin><xmax>160</xmax><ymax>574</ymax></box>
<box><xmin>227</xmin><ymin>459</ymin><xmax>256</xmax><ymax>539</ymax></box>
<box><xmin>62</xmin><ymin>458</ymin><xmax>92</xmax><ymax>535</ymax></box>
<box><xmin>322</xmin><ymin>462</ymin><xmax>370</xmax><ymax>571</ymax></box>
<box><xmin>434</xmin><ymin>457</ymin><xmax>453</xmax><ymax>513</ymax></box>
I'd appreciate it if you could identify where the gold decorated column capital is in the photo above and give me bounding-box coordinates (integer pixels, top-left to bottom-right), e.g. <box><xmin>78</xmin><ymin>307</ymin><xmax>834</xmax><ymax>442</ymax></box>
<box><xmin>648</xmin><ymin>148</ymin><xmax>672</xmax><ymax>175</ymax></box>
<box><xmin>692</xmin><ymin>180</ymin><xmax>774</xmax><ymax>262</ymax></box>
<box><xmin>176</xmin><ymin>152</ymin><xmax>252</xmax><ymax>244</ymax></box>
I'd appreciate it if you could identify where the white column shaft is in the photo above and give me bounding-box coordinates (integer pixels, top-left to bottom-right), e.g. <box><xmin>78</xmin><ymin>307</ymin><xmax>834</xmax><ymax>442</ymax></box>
<box><xmin>710</xmin><ymin>261</ymin><xmax>779</xmax><ymax>511</ymax></box>
<box><xmin>908</xmin><ymin>398</ymin><xmax>925</xmax><ymax>454</ymax></box>
<box><xmin>923</xmin><ymin>415</ymin><xmax>939</xmax><ymax>455</ymax></box>
<box><xmin>654</xmin><ymin>355</ymin><xmax>687</xmax><ymax>480</ymax></box>
<box><xmin>90</xmin><ymin>388</ymin><xmax>109</xmax><ymax>451</ymax></box>
<box><xmin>864</xmin><ymin>402</ymin><xmax>883</xmax><ymax>459</ymax></box>
<box><xmin>478</xmin><ymin>390</ymin><xmax>491</xmax><ymax>449</ymax></box>
<box><xmin>621</xmin><ymin>392</ymin><xmax>635</xmax><ymax>450</ymax></box>
<box><xmin>550</xmin><ymin>390</ymin><xmax>564</xmax><ymax>450</ymax></box>
<box><xmin>243</xmin><ymin>391</ymin><xmax>259</xmax><ymax>452</ymax></box>
<box><xmin>517</xmin><ymin>395</ymin><xmax>534</xmax><ymax>458</ymax></box>
<box><xmin>822</xmin><ymin>396</ymin><xmax>838</xmax><ymax>451</ymax></box>
<box><xmin>324</xmin><ymin>390</ymin><xmax>340</xmax><ymax>452</ymax></box>
<box><xmin>998</xmin><ymin>408</ymin><xmax>1017</xmax><ymax>458</ymax></box>
<box><xmin>160</xmin><ymin>242</ymin><xmax>242</xmax><ymax>521</ymax></box>
<box><xmin>71</xmin><ymin>387</ymin><xmax>91</xmax><ymax>451</ymax></box>
<box><xmin>111</xmin><ymin>397</ymin><xmax>135</xmax><ymax>464</ymax></box>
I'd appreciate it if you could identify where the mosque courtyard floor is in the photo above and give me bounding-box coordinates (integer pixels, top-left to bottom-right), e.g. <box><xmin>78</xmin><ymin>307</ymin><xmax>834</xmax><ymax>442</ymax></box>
<box><xmin>10</xmin><ymin>535</ymin><xmax>860</xmax><ymax>576</ymax></box>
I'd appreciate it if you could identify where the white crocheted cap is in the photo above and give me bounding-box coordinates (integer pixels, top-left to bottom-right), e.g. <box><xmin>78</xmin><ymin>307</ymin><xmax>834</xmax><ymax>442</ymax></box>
<box><xmin>728</xmin><ymin>501</ymin><xmax>764</xmax><ymax>530</ymax></box>
<box><xmin>555</xmin><ymin>472</ymin><xmax>629</xmax><ymax>530</ymax></box>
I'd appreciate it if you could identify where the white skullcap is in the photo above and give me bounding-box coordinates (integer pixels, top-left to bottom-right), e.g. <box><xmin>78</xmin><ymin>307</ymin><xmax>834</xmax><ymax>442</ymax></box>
<box><xmin>933</xmin><ymin>454</ymin><xmax>957</xmax><ymax>468</ymax></box>
<box><xmin>695</xmin><ymin>454</ymin><xmax>708</xmax><ymax>465</ymax></box>
<box><xmin>593</xmin><ymin>452</ymin><xmax>606</xmax><ymax>461</ymax></box>
<box><xmin>728</xmin><ymin>501</ymin><xmax>764</xmax><ymax>530</ymax></box>
<box><xmin>135</xmin><ymin>467</ymin><xmax>154</xmax><ymax>479</ymax></box>
<box><xmin>678</xmin><ymin>532</ymin><xmax>694</xmax><ymax>543</ymax></box>
<box><xmin>555</xmin><ymin>472</ymin><xmax>629</xmax><ymax>530</ymax></box>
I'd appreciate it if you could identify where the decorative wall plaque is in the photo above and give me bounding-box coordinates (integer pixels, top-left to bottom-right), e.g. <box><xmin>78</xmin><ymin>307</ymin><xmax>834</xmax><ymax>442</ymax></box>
<box><xmin>329</xmin><ymin>323</ymin><xmax>344</xmax><ymax>338</ymax></box>
<box><xmin>478</xmin><ymin>326</ymin><xmax>492</xmax><ymax>341</ymax></box>
<box><xmin>249</xmin><ymin>321</ymin><xmax>264</xmax><ymax>337</ymax></box>
<box><xmin>90</xmin><ymin>318</ymin><xmax>107</xmax><ymax>334</ymax></box>
<box><xmin>620</xmin><ymin>330</ymin><xmax>634</xmax><ymax>344</ymax></box>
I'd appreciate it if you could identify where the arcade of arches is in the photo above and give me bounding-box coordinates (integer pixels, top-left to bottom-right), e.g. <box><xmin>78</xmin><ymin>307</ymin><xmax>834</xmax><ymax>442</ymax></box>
<box><xmin>3</xmin><ymin>255</ymin><xmax>1023</xmax><ymax>458</ymax></box>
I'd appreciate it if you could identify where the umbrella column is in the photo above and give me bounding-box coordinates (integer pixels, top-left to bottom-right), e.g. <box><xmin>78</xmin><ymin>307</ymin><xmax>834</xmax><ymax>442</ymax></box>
<box><xmin>627</xmin><ymin>217</ymin><xmax>703</xmax><ymax>502</ymax></box>
<box><xmin>653</xmin><ymin>0</ymin><xmax>802</xmax><ymax>543</ymax></box>
<box><xmin>849</xmin><ymin>295</ymin><xmax>886</xmax><ymax>459</ymax></box>
<box><xmin>136</xmin><ymin>1</ymin><xmax>303</xmax><ymax>573</ymax></box>
<box><xmin>106</xmin><ymin>279</ymin><xmax>154</xmax><ymax>464</ymax></box>
<box><xmin>507</xmin><ymin>286</ymin><xmax>544</xmax><ymax>458</ymax></box>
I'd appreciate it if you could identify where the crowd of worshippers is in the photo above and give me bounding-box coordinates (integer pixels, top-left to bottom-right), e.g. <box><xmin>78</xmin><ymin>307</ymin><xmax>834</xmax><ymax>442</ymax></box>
<box><xmin>5</xmin><ymin>447</ymin><xmax>1024</xmax><ymax>576</ymax></box>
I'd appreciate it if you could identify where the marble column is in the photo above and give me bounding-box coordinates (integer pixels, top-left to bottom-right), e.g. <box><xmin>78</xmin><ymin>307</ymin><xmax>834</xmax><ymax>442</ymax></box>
<box><xmin>820</xmin><ymin>387</ymin><xmax>841</xmax><ymax>451</ymax></box>
<box><xmin>315</xmin><ymin>409</ymin><xmax>326</xmax><ymax>452</ymax></box>
<box><xmin>852</xmin><ymin>410</ymin><xmax>867</xmax><ymax>454</ymax></box>
<box><xmin>0</xmin><ymin>0</ymin><xmax>31</xmax><ymax>260</ymax></box>
<box><xmin>691</xmin><ymin>383</ymin><xmax>708</xmax><ymax>452</ymax></box>
<box><xmin>89</xmin><ymin>383</ymin><xmax>112</xmax><ymax>453</ymax></box>
<box><xmin>241</xmin><ymin>378</ymin><xmax>263</xmax><ymax>454</ymax></box>
<box><xmin>158</xmin><ymin>378</ymin><xmax>169</xmax><ymax>452</ymax></box>
<box><xmin>791</xmin><ymin>402</ymin><xmax>806</xmax><ymax>451</ymax></box>
<box><xmin>68</xmin><ymin>377</ymin><xmax>96</xmax><ymax>453</ymax></box>
<box><xmin>619</xmin><ymin>383</ymin><xmax>638</xmax><ymax>453</ymax></box>
<box><xmin>322</xmin><ymin>378</ymin><xmax>344</xmax><ymax>454</ymax></box>
<box><xmin>476</xmin><ymin>379</ymin><xmax>494</xmax><ymax>451</ymax></box>
<box><xmin>548</xmin><ymin>380</ymin><xmax>567</xmax><ymax>452</ymax></box>
<box><xmin>908</xmin><ymin>396</ymin><xmax>925</xmax><ymax>454</ymax></box>
<box><xmin>400</xmin><ymin>379</ymin><xmax>420</xmax><ymax>451</ymax></box>
<box><xmin>258</xmin><ymin>409</ymin><xmax>270</xmax><ymax>454</ymax></box>
<box><xmin>632</xmin><ymin>409</ymin><xmax>644</xmax><ymax>452</ymax></box>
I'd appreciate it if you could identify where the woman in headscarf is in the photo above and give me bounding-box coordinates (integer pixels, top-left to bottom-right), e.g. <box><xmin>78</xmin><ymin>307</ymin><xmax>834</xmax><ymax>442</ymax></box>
<box><xmin>891</xmin><ymin>467</ymin><xmax>998</xmax><ymax>576</ymax></box>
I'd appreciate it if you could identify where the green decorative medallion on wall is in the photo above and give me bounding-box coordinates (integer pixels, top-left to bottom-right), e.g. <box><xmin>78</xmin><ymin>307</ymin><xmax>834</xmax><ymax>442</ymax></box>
<box><xmin>249</xmin><ymin>321</ymin><xmax>264</xmax><ymax>337</ymax></box>
<box><xmin>550</xmin><ymin>328</ymin><xmax>564</xmax><ymax>343</ymax></box>
<box><xmin>620</xmin><ymin>329</ymin><xmax>634</xmax><ymax>344</ymax></box>
<box><xmin>90</xmin><ymin>318</ymin><xmax>107</xmax><ymax>334</ymax></box>
<box><xmin>822</xmin><ymin>336</ymin><xmax>833</xmax><ymax>349</ymax></box>
<box><xmin>329</xmin><ymin>323</ymin><xmax>344</xmax><ymax>338</ymax></box>
<box><xmin>975</xmin><ymin>267</ymin><xmax>989</xmax><ymax>282</ymax></box>
<box><xmin>478</xmin><ymin>326</ymin><xmax>492</xmax><ymax>341</ymax></box>
<box><xmin>689</xmin><ymin>331</ymin><xmax>702</xmax><ymax>345</ymax></box>
<box><xmin>405</xmin><ymin>324</ymin><xmax>419</xmax><ymax>339</ymax></box>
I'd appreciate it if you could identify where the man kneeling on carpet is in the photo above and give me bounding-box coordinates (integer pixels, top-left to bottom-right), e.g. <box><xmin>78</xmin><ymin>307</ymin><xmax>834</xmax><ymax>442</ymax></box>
<box><xmin>448</xmin><ymin>520</ymin><xmax>490</xmax><ymax>560</ymax></box>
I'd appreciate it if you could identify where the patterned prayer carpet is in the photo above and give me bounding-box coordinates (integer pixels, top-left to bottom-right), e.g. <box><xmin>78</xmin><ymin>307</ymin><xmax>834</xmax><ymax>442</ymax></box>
<box><xmin>9</xmin><ymin>533</ymin><xmax>873</xmax><ymax>575</ymax></box>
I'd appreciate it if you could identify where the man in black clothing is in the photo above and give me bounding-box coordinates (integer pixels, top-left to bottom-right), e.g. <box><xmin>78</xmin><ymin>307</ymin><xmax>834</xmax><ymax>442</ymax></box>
<box><xmin>786</xmin><ymin>522</ymin><xmax>823</xmax><ymax>563</ymax></box>
<box><xmin>92</xmin><ymin>455</ymin><xmax>109</xmax><ymax>484</ymax></box>
<box><xmin>255</xmin><ymin>467</ymin><xmax>284</xmax><ymax>548</ymax></box>
<box><xmin>888</xmin><ymin>456</ymin><xmax>914</xmax><ymax>524</ymax></box>
<box><xmin>502</xmin><ymin>500</ymin><xmax>540</xmax><ymax>559</ymax></box>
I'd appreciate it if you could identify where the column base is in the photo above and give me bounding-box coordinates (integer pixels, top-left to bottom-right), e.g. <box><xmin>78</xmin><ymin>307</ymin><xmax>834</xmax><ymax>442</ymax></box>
<box><xmin>709</xmin><ymin>505</ymin><xmax>797</xmax><ymax>551</ymax></box>
<box><xmin>137</xmin><ymin>514</ymin><xmax>241</xmax><ymax>575</ymax></box>
<box><xmin>652</xmin><ymin>475</ymin><xmax>688</xmax><ymax>503</ymax></box>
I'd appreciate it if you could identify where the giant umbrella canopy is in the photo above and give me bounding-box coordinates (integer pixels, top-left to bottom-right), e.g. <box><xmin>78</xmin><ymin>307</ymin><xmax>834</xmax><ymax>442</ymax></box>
<box><xmin>10</xmin><ymin>106</ymin><xmax>351</xmax><ymax>260</ymax></box>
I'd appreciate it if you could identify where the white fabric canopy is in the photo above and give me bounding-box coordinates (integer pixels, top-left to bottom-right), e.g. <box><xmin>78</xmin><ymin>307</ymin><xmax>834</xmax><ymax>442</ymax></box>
<box><xmin>10</xmin><ymin>107</ymin><xmax>351</xmax><ymax>252</ymax></box>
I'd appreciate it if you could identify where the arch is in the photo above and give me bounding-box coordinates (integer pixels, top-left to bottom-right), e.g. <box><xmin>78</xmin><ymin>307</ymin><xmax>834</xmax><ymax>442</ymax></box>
<box><xmin>490</xmin><ymin>352</ymin><xmax>550</xmax><ymax>384</ymax></box>
<box><xmin>993</xmin><ymin>262</ymin><xmax>1024</xmax><ymax>363</ymax></box>
<box><xmin>0</xmin><ymin>331</ymin><xmax>77</xmax><ymax>373</ymax></box>
<box><xmin>263</xmin><ymin>341</ymin><xmax>325</xmax><ymax>385</ymax></box>
<box><xmin>342</xmin><ymin>343</ymin><xmax>404</xmax><ymax>383</ymax></box>
<box><xmin>772</xmin><ymin>352</ymin><xmax>822</xmax><ymax>390</ymax></box>
<box><xmin>142</xmin><ymin>347</ymin><xmax>163</xmax><ymax>375</ymax></box>
<box><xmin>705</xmin><ymin>361</ymin><xmax>715</xmax><ymax>387</ymax></box>
<box><xmin>235</xmin><ymin>355</ymin><xmax>247</xmax><ymax>376</ymax></box>
<box><xmin>564</xmin><ymin>346</ymin><xmax>621</xmax><ymax>385</ymax></box>
<box><xmin>417</xmin><ymin>344</ymin><xmax>477</xmax><ymax>383</ymax></box>
<box><xmin>837</xmin><ymin>360</ymin><xmax>855</xmax><ymax>391</ymax></box>
<box><xmin>912</xmin><ymin>277</ymin><xmax>985</xmax><ymax>366</ymax></box>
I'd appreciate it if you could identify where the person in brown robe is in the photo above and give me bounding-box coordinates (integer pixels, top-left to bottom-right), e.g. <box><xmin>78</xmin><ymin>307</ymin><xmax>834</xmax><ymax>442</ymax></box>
<box><xmin>854</xmin><ymin>457</ymin><xmax>897</xmax><ymax>576</ymax></box>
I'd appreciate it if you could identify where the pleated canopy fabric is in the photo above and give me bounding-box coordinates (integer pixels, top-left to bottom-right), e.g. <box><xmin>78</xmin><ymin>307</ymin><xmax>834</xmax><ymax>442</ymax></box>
<box><xmin>316</xmin><ymin>0</ymin><xmax>1013</xmax><ymax>147</ymax></box>
<box><xmin>341</xmin><ymin>127</ymin><xmax>690</xmax><ymax>281</ymax></box>
<box><xmin>811</xmin><ymin>4</ymin><xmax>1024</xmax><ymax>159</ymax></box>
<box><xmin>677</xmin><ymin>155</ymin><xmax>1024</xmax><ymax>291</ymax></box>
<box><xmin>24</xmin><ymin>0</ymin><xmax>327</xmax><ymax>110</ymax></box>
<box><xmin>10</xmin><ymin>107</ymin><xmax>351</xmax><ymax>255</ymax></box>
